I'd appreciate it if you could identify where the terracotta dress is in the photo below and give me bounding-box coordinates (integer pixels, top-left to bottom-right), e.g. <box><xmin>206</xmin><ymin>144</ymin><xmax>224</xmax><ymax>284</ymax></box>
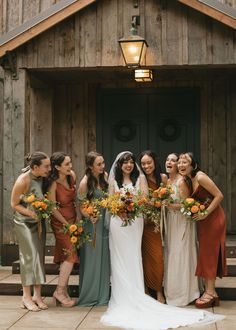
<box><xmin>192</xmin><ymin>185</ymin><xmax>227</xmax><ymax>279</ymax></box>
<box><xmin>142</xmin><ymin>179</ymin><xmax>164</xmax><ymax>294</ymax></box>
<box><xmin>51</xmin><ymin>177</ymin><xmax>79</xmax><ymax>264</ymax></box>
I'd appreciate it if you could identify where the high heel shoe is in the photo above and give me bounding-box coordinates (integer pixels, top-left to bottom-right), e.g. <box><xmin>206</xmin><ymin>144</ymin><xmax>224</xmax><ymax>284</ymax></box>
<box><xmin>32</xmin><ymin>297</ymin><xmax>48</xmax><ymax>310</ymax></box>
<box><xmin>20</xmin><ymin>299</ymin><xmax>41</xmax><ymax>312</ymax></box>
<box><xmin>53</xmin><ymin>286</ymin><xmax>76</xmax><ymax>308</ymax></box>
<box><xmin>195</xmin><ymin>292</ymin><xmax>220</xmax><ymax>308</ymax></box>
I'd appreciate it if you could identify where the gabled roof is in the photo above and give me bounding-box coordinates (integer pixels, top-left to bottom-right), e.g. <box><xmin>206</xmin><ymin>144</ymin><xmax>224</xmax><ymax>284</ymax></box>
<box><xmin>178</xmin><ymin>0</ymin><xmax>236</xmax><ymax>29</ymax></box>
<box><xmin>0</xmin><ymin>0</ymin><xmax>97</xmax><ymax>58</ymax></box>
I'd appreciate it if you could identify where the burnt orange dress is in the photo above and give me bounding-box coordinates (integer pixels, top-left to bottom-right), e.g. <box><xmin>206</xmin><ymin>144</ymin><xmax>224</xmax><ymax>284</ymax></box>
<box><xmin>192</xmin><ymin>185</ymin><xmax>227</xmax><ymax>279</ymax></box>
<box><xmin>51</xmin><ymin>177</ymin><xmax>79</xmax><ymax>264</ymax></box>
<box><xmin>142</xmin><ymin>179</ymin><xmax>164</xmax><ymax>292</ymax></box>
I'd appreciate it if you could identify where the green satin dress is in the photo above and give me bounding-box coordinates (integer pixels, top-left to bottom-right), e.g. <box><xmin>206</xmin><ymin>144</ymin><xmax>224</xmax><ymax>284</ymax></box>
<box><xmin>13</xmin><ymin>171</ymin><xmax>46</xmax><ymax>286</ymax></box>
<box><xmin>77</xmin><ymin>189</ymin><xmax>110</xmax><ymax>306</ymax></box>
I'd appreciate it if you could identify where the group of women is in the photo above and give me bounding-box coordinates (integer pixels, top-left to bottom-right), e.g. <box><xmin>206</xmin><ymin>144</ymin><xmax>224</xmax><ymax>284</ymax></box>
<box><xmin>11</xmin><ymin>149</ymin><xmax>226</xmax><ymax>329</ymax></box>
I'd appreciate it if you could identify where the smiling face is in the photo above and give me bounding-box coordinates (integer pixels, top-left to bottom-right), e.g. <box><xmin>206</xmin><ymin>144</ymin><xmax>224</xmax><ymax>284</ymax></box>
<box><xmin>177</xmin><ymin>154</ymin><xmax>193</xmax><ymax>177</ymax></box>
<box><xmin>121</xmin><ymin>158</ymin><xmax>135</xmax><ymax>176</ymax></box>
<box><xmin>165</xmin><ymin>153</ymin><xmax>178</xmax><ymax>174</ymax></box>
<box><xmin>91</xmin><ymin>156</ymin><xmax>105</xmax><ymax>176</ymax></box>
<box><xmin>33</xmin><ymin>158</ymin><xmax>51</xmax><ymax>177</ymax></box>
<box><xmin>140</xmin><ymin>154</ymin><xmax>155</xmax><ymax>176</ymax></box>
<box><xmin>56</xmin><ymin>156</ymin><xmax>72</xmax><ymax>176</ymax></box>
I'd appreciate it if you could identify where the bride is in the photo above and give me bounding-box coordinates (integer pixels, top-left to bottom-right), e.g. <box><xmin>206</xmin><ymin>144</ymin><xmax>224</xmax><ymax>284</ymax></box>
<box><xmin>101</xmin><ymin>151</ymin><xmax>224</xmax><ymax>330</ymax></box>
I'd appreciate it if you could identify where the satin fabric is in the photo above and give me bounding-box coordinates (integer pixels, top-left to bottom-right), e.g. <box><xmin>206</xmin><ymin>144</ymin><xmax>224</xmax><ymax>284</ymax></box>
<box><xmin>51</xmin><ymin>176</ymin><xmax>78</xmax><ymax>264</ymax></box>
<box><xmin>77</xmin><ymin>188</ymin><xmax>110</xmax><ymax>306</ymax></box>
<box><xmin>142</xmin><ymin>179</ymin><xmax>164</xmax><ymax>292</ymax></box>
<box><xmin>13</xmin><ymin>172</ymin><xmax>46</xmax><ymax>286</ymax></box>
<box><xmin>192</xmin><ymin>185</ymin><xmax>227</xmax><ymax>278</ymax></box>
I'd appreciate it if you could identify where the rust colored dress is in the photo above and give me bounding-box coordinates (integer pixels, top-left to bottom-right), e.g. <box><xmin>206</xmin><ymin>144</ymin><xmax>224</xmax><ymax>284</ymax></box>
<box><xmin>51</xmin><ymin>177</ymin><xmax>79</xmax><ymax>264</ymax></box>
<box><xmin>192</xmin><ymin>185</ymin><xmax>227</xmax><ymax>279</ymax></box>
<box><xmin>142</xmin><ymin>179</ymin><xmax>164</xmax><ymax>292</ymax></box>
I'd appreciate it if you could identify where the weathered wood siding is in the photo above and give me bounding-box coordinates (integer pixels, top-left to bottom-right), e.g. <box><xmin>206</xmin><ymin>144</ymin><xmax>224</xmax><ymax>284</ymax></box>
<box><xmin>0</xmin><ymin>0</ymin><xmax>235</xmax><ymax>67</ymax></box>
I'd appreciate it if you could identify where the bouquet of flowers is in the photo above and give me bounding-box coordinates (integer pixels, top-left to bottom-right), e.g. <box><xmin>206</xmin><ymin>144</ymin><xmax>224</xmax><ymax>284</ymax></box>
<box><xmin>180</xmin><ymin>197</ymin><xmax>208</xmax><ymax>220</ymax></box>
<box><xmin>80</xmin><ymin>197</ymin><xmax>105</xmax><ymax>247</ymax></box>
<box><xmin>152</xmin><ymin>183</ymin><xmax>174</xmax><ymax>202</ymax></box>
<box><xmin>63</xmin><ymin>221</ymin><xmax>91</xmax><ymax>251</ymax></box>
<box><xmin>138</xmin><ymin>189</ymin><xmax>162</xmax><ymax>232</ymax></box>
<box><xmin>101</xmin><ymin>190</ymin><xmax>141</xmax><ymax>227</ymax></box>
<box><xmin>22</xmin><ymin>192</ymin><xmax>58</xmax><ymax>220</ymax></box>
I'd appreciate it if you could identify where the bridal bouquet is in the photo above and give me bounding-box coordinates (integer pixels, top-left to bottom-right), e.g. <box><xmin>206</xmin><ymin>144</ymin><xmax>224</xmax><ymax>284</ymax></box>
<box><xmin>180</xmin><ymin>197</ymin><xmax>208</xmax><ymax>220</ymax></box>
<box><xmin>139</xmin><ymin>189</ymin><xmax>162</xmax><ymax>232</ymax></box>
<box><xmin>22</xmin><ymin>192</ymin><xmax>58</xmax><ymax>220</ymax></box>
<box><xmin>101</xmin><ymin>190</ymin><xmax>141</xmax><ymax>226</ymax></box>
<box><xmin>63</xmin><ymin>221</ymin><xmax>91</xmax><ymax>251</ymax></box>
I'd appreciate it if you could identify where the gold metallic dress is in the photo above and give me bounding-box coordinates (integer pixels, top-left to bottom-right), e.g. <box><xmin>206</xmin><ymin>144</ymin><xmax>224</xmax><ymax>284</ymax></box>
<box><xmin>13</xmin><ymin>171</ymin><xmax>46</xmax><ymax>286</ymax></box>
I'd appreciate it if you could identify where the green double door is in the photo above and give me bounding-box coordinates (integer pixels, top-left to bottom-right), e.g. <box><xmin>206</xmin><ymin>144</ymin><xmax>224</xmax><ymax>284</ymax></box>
<box><xmin>97</xmin><ymin>88</ymin><xmax>200</xmax><ymax>171</ymax></box>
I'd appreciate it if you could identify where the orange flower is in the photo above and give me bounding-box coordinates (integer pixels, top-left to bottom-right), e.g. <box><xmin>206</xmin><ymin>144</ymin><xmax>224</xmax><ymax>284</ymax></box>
<box><xmin>152</xmin><ymin>190</ymin><xmax>159</xmax><ymax>198</ymax></box>
<box><xmin>69</xmin><ymin>224</ymin><xmax>77</xmax><ymax>233</ymax></box>
<box><xmin>32</xmin><ymin>201</ymin><xmax>42</xmax><ymax>208</ymax></box>
<box><xmin>159</xmin><ymin>188</ymin><xmax>167</xmax><ymax>197</ymax></box>
<box><xmin>26</xmin><ymin>194</ymin><xmax>36</xmax><ymax>203</ymax></box>
<box><xmin>185</xmin><ymin>198</ymin><xmax>195</xmax><ymax>204</ymax></box>
<box><xmin>127</xmin><ymin>203</ymin><xmax>134</xmax><ymax>211</ymax></box>
<box><xmin>70</xmin><ymin>236</ymin><xmax>78</xmax><ymax>244</ymax></box>
<box><xmin>86</xmin><ymin>206</ymin><xmax>94</xmax><ymax>215</ymax></box>
<box><xmin>77</xmin><ymin>227</ymin><xmax>84</xmax><ymax>233</ymax></box>
<box><xmin>199</xmin><ymin>204</ymin><xmax>205</xmax><ymax>211</ymax></box>
<box><xmin>40</xmin><ymin>202</ymin><xmax>48</xmax><ymax>210</ymax></box>
<box><xmin>191</xmin><ymin>205</ymin><xmax>199</xmax><ymax>213</ymax></box>
<box><xmin>154</xmin><ymin>201</ymin><xmax>161</xmax><ymax>208</ymax></box>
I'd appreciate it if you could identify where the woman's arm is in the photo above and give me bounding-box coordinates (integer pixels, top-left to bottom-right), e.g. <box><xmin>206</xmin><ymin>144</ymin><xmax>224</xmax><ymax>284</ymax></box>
<box><xmin>48</xmin><ymin>181</ymin><xmax>68</xmax><ymax>225</ymax></box>
<box><xmin>11</xmin><ymin>174</ymin><xmax>37</xmax><ymax>219</ymax></box>
<box><xmin>193</xmin><ymin>172</ymin><xmax>223</xmax><ymax>220</ymax></box>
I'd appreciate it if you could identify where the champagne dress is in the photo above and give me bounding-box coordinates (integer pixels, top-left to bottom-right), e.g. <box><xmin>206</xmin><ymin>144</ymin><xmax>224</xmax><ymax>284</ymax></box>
<box><xmin>164</xmin><ymin>178</ymin><xmax>200</xmax><ymax>306</ymax></box>
<box><xmin>51</xmin><ymin>176</ymin><xmax>79</xmax><ymax>264</ymax></box>
<box><xmin>77</xmin><ymin>188</ymin><xmax>110</xmax><ymax>306</ymax></box>
<box><xmin>13</xmin><ymin>171</ymin><xmax>46</xmax><ymax>286</ymax></box>
<box><xmin>142</xmin><ymin>179</ymin><xmax>164</xmax><ymax>294</ymax></box>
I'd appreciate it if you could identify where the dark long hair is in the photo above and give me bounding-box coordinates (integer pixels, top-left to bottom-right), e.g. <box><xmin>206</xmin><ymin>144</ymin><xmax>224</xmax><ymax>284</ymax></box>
<box><xmin>139</xmin><ymin>150</ymin><xmax>162</xmax><ymax>187</ymax></box>
<box><xmin>179</xmin><ymin>152</ymin><xmax>201</xmax><ymax>193</ymax></box>
<box><xmin>46</xmin><ymin>152</ymin><xmax>71</xmax><ymax>190</ymax></box>
<box><xmin>85</xmin><ymin>151</ymin><xmax>108</xmax><ymax>200</ymax></box>
<box><xmin>114</xmin><ymin>152</ymin><xmax>140</xmax><ymax>189</ymax></box>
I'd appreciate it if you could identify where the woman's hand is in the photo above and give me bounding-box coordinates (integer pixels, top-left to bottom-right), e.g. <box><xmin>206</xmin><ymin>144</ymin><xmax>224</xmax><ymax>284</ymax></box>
<box><xmin>28</xmin><ymin>210</ymin><xmax>38</xmax><ymax>220</ymax></box>
<box><xmin>90</xmin><ymin>215</ymin><xmax>98</xmax><ymax>224</ymax></box>
<box><xmin>117</xmin><ymin>211</ymin><xmax>127</xmax><ymax>221</ymax></box>
<box><xmin>192</xmin><ymin>213</ymin><xmax>208</xmax><ymax>221</ymax></box>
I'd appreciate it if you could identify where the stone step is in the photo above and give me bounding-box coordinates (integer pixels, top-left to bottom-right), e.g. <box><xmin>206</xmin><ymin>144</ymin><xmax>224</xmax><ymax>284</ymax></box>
<box><xmin>0</xmin><ymin>271</ymin><xmax>235</xmax><ymax>300</ymax></box>
<box><xmin>12</xmin><ymin>256</ymin><xmax>79</xmax><ymax>275</ymax></box>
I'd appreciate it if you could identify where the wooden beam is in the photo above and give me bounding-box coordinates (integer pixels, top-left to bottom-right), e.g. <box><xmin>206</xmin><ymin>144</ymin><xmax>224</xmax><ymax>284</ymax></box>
<box><xmin>178</xmin><ymin>0</ymin><xmax>236</xmax><ymax>30</ymax></box>
<box><xmin>0</xmin><ymin>0</ymin><xmax>97</xmax><ymax>58</ymax></box>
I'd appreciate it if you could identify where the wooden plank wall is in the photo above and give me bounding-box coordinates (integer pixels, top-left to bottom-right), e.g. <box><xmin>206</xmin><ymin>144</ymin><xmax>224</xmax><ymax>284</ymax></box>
<box><xmin>2</xmin><ymin>0</ymin><xmax>232</xmax><ymax>68</ymax></box>
<box><xmin>2</xmin><ymin>69</ymin><xmax>27</xmax><ymax>243</ymax></box>
<box><xmin>0</xmin><ymin>68</ymin><xmax>3</xmax><ymax>249</ymax></box>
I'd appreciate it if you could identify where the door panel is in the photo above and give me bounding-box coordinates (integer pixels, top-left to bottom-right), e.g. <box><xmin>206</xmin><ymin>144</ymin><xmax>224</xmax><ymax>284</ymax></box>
<box><xmin>97</xmin><ymin>88</ymin><xmax>199</xmax><ymax>170</ymax></box>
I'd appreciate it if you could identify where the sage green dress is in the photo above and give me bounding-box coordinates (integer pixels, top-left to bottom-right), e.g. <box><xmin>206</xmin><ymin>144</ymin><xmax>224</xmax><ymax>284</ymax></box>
<box><xmin>77</xmin><ymin>189</ymin><xmax>110</xmax><ymax>306</ymax></box>
<box><xmin>13</xmin><ymin>171</ymin><xmax>46</xmax><ymax>286</ymax></box>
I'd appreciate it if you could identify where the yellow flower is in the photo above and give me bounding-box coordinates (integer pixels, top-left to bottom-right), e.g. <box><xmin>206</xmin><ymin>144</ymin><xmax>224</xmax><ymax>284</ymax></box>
<box><xmin>26</xmin><ymin>194</ymin><xmax>36</xmax><ymax>203</ymax></box>
<box><xmin>70</xmin><ymin>236</ymin><xmax>78</xmax><ymax>244</ymax></box>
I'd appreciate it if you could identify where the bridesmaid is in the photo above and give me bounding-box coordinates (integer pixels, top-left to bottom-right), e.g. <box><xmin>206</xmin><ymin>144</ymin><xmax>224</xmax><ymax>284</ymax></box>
<box><xmin>164</xmin><ymin>153</ymin><xmax>200</xmax><ymax>306</ymax></box>
<box><xmin>47</xmin><ymin>152</ymin><xmax>78</xmax><ymax>307</ymax></box>
<box><xmin>140</xmin><ymin>150</ymin><xmax>167</xmax><ymax>303</ymax></box>
<box><xmin>77</xmin><ymin>151</ymin><xmax>110</xmax><ymax>306</ymax></box>
<box><xmin>11</xmin><ymin>151</ymin><xmax>51</xmax><ymax>311</ymax></box>
<box><xmin>178</xmin><ymin>152</ymin><xmax>227</xmax><ymax>308</ymax></box>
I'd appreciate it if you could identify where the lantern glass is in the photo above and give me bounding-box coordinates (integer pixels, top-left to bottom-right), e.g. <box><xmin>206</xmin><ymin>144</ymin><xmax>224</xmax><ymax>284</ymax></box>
<box><xmin>134</xmin><ymin>69</ymin><xmax>153</xmax><ymax>82</ymax></box>
<box><xmin>119</xmin><ymin>36</ymin><xmax>148</xmax><ymax>68</ymax></box>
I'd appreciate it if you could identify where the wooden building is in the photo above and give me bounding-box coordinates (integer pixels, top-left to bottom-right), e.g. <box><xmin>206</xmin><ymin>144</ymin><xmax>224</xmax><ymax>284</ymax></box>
<box><xmin>0</xmin><ymin>0</ymin><xmax>236</xmax><ymax>264</ymax></box>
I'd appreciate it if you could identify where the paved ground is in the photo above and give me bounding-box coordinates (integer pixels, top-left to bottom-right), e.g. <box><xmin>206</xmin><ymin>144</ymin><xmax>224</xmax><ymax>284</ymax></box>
<box><xmin>0</xmin><ymin>295</ymin><xmax>235</xmax><ymax>330</ymax></box>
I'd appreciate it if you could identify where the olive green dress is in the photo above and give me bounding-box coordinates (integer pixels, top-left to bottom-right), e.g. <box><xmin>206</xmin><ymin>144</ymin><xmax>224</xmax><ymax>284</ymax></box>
<box><xmin>13</xmin><ymin>171</ymin><xmax>46</xmax><ymax>286</ymax></box>
<box><xmin>77</xmin><ymin>189</ymin><xmax>110</xmax><ymax>306</ymax></box>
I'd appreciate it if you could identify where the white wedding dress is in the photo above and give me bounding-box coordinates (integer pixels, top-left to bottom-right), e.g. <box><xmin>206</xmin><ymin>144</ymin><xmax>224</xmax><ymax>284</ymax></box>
<box><xmin>101</xmin><ymin>179</ymin><xmax>224</xmax><ymax>330</ymax></box>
